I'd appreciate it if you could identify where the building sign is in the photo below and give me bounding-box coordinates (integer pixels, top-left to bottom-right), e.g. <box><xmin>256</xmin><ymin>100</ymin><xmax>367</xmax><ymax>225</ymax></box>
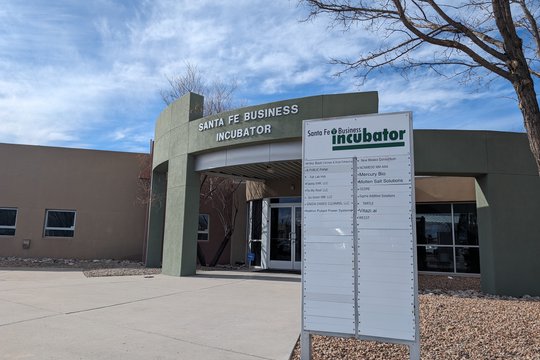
<box><xmin>197</xmin><ymin>104</ymin><xmax>299</xmax><ymax>142</ymax></box>
<box><xmin>301</xmin><ymin>112</ymin><xmax>419</xmax><ymax>359</ymax></box>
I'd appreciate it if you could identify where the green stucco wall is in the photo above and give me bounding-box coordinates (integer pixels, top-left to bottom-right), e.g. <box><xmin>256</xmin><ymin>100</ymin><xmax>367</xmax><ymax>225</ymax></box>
<box><xmin>414</xmin><ymin>130</ymin><xmax>540</xmax><ymax>296</ymax></box>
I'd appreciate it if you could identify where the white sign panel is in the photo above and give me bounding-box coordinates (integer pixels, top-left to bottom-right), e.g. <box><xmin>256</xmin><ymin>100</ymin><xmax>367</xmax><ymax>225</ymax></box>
<box><xmin>302</xmin><ymin>112</ymin><xmax>418</xmax><ymax>345</ymax></box>
<box><xmin>303</xmin><ymin>158</ymin><xmax>355</xmax><ymax>334</ymax></box>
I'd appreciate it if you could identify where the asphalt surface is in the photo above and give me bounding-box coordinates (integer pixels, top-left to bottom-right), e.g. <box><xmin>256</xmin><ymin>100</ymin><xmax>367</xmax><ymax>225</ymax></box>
<box><xmin>0</xmin><ymin>269</ymin><xmax>301</xmax><ymax>360</ymax></box>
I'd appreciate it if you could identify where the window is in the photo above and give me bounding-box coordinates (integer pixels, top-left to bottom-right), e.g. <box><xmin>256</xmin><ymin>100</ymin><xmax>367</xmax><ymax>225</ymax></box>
<box><xmin>416</xmin><ymin>203</ymin><xmax>480</xmax><ymax>274</ymax></box>
<box><xmin>250</xmin><ymin>200</ymin><xmax>262</xmax><ymax>240</ymax></box>
<box><xmin>198</xmin><ymin>214</ymin><xmax>209</xmax><ymax>241</ymax></box>
<box><xmin>44</xmin><ymin>210</ymin><xmax>76</xmax><ymax>237</ymax></box>
<box><xmin>0</xmin><ymin>208</ymin><xmax>17</xmax><ymax>236</ymax></box>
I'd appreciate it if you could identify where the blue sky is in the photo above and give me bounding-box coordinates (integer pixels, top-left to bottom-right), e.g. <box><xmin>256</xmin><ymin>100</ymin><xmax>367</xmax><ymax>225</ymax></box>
<box><xmin>0</xmin><ymin>0</ymin><xmax>528</xmax><ymax>153</ymax></box>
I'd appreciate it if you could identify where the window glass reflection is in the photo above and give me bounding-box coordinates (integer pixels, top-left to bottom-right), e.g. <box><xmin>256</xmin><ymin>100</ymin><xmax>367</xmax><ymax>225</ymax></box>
<box><xmin>416</xmin><ymin>204</ymin><xmax>452</xmax><ymax>245</ymax></box>
<box><xmin>417</xmin><ymin>246</ymin><xmax>454</xmax><ymax>272</ymax></box>
<box><xmin>270</xmin><ymin>208</ymin><xmax>291</xmax><ymax>261</ymax></box>
<box><xmin>455</xmin><ymin>247</ymin><xmax>480</xmax><ymax>273</ymax></box>
<box><xmin>0</xmin><ymin>209</ymin><xmax>17</xmax><ymax>226</ymax></box>
<box><xmin>44</xmin><ymin>210</ymin><xmax>76</xmax><ymax>237</ymax></box>
<box><xmin>0</xmin><ymin>207</ymin><xmax>17</xmax><ymax>236</ymax></box>
<box><xmin>453</xmin><ymin>203</ymin><xmax>478</xmax><ymax>246</ymax></box>
<box><xmin>416</xmin><ymin>202</ymin><xmax>479</xmax><ymax>274</ymax></box>
<box><xmin>197</xmin><ymin>214</ymin><xmax>209</xmax><ymax>241</ymax></box>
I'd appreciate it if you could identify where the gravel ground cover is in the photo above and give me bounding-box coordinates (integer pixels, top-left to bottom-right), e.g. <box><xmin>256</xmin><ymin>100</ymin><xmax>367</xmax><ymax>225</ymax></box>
<box><xmin>0</xmin><ymin>256</ymin><xmax>160</xmax><ymax>277</ymax></box>
<box><xmin>291</xmin><ymin>276</ymin><xmax>540</xmax><ymax>360</ymax></box>
<box><xmin>0</xmin><ymin>257</ymin><xmax>252</xmax><ymax>277</ymax></box>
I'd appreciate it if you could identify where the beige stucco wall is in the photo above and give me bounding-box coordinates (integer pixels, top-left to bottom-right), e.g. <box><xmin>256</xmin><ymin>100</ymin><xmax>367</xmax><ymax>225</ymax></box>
<box><xmin>246</xmin><ymin>178</ymin><xmax>301</xmax><ymax>201</ymax></box>
<box><xmin>0</xmin><ymin>143</ymin><xmax>149</xmax><ymax>260</ymax></box>
<box><xmin>415</xmin><ymin>176</ymin><xmax>475</xmax><ymax>203</ymax></box>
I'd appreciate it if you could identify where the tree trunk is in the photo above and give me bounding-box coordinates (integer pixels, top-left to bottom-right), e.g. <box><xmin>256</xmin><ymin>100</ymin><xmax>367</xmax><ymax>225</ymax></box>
<box><xmin>513</xmin><ymin>79</ymin><xmax>540</xmax><ymax>175</ymax></box>
<box><xmin>197</xmin><ymin>242</ymin><xmax>207</xmax><ymax>266</ymax></box>
<box><xmin>209</xmin><ymin>230</ymin><xmax>232</xmax><ymax>267</ymax></box>
<box><xmin>492</xmin><ymin>0</ymin><xmax>540</xmax><ymax>175</ymax></box>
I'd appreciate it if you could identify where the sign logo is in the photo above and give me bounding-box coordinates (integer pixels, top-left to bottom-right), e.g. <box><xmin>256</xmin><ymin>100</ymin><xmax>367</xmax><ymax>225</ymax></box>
<box><xmin>330</xmin><ymin>127</ymin><xmax>407</xmax><ymax>151</ymax></box>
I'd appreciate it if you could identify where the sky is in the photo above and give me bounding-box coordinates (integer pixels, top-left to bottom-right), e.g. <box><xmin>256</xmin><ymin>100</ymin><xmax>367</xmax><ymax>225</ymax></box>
<box><xmin>0</xmin><ymin>0</ymin><xmax>530</xmax><ymax>153</ymax></box>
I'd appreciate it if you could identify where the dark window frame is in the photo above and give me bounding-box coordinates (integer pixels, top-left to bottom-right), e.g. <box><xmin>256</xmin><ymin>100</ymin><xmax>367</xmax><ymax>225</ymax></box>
<box><xmin>416</xmin><ymin>202</ymin><xmax>480</xmax><ymax>275</ymax></box>
<box><xmin>0</xmin><ymin>208</ymin><xmax>17</xmax><ymax>236</ymax></box>
<box><xmin>44</xmin><ymin>210</ymin><xmax>76</xmax><ymax>238</ymax></box>
<box><xmin>197</xmin><ymin>214</ymin><xmax>209</xmax><ymax>241</ymax></box>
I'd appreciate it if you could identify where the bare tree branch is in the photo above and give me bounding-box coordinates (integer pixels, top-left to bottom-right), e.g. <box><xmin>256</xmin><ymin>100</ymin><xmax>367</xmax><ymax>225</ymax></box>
<box><xmin>302</xmin><ymin>0</ymin><xmax>540</xmax><ymax>174</ymax></box>
<box><xmin>160</xmin><ymin>63</ymin><xmax>206</xmax><ymax>105</ymax></box>
<box><xmin>391</xmin><ymin>0</ymin><xmax>512</xmax><ymax>79</ymax></box>
<box><xmin>425</xmin><ymin>0</ymin><xmax>506</xmax><ymax>60</ymax></box>
<box><xmin>516</xmin><ymin>0</ymin><xmax>540</xmax><ymax>58</ymax></box>
<box><xmin>160</xmin><ymin>62</ymin><xmax>240</xmax><ymax>116</ymax></box>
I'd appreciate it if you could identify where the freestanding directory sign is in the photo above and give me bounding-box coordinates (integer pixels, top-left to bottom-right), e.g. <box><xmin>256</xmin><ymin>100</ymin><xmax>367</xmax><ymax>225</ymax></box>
<box><xmin>301</xmin><ymin>112</ymin><xmax>419</xmax><ymax>359</ymax></box>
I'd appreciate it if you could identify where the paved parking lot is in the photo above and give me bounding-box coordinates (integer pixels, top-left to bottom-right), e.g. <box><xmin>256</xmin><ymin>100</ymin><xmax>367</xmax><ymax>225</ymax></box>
<box><xmin>0</xmin><ymin>269</ymin><xmax>301</xmax><ymax>360</ymax></box>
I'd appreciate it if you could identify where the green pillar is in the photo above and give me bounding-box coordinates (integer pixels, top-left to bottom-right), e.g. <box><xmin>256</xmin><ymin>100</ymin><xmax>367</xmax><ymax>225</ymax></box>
<box><xmin>147</xmin><ymin>92</ymin><xmax>204</xmax><ymax>276</ymax></box>
<box><xmin>477</xmin><ymin>173</ymin><xmax>540</xmax><ymax>296</ymax></box>
<box><xmin>162</xmin><ymin>154</ymin><xmax>200</xmax><ymax>276</ymax></box>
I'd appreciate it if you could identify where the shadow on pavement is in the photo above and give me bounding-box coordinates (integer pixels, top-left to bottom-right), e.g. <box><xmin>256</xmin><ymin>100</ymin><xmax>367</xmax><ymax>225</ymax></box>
<box><xmin>194</xmin><ymin>271</ymin><xmax>301</xmax><ymax>283</ymax></box>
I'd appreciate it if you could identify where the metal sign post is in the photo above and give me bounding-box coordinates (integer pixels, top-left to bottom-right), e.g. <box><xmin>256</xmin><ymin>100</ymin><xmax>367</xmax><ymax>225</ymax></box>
<box><xmin>301</xmin><ymin>112</ymin><xmax>419</xmax><ymax>360</ymax></box>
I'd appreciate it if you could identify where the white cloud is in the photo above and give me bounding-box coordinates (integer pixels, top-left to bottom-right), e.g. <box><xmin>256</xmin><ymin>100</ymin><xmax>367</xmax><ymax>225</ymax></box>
<box><xmin>0</xmin><ymin>0</ymin><xmax>527</xmax><ymax>152</ymax></box>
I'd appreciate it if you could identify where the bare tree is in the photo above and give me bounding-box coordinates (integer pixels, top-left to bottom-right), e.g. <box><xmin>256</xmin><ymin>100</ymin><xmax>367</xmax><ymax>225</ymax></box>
<box><xmin>303</xmin><ymin>0</ymin><xmax>540</xmax><ymax>174</ymax></box>
<box><xmin>160</xmin><ymin>63</ymin><xmax>206</xmax><ymax>105</ymax></box>
<box><xmin>136</xmin><ymin>153</ymin><xmax>153</xmax><ymax>206</ymax></box>
<box><xmin>160</xmin><ymin>62</ymin><xmax>239</xmax><ymax>115</ymax></box>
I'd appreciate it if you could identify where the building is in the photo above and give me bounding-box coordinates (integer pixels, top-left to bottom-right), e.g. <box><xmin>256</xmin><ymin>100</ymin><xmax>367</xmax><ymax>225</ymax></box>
<box><xmin>147</xmin><ymin>91</ymin><xmax>540</xmax><ymax>297</ymax></box>
<box><xmin>0</xmin><ymin>142</ymin><xmax>244</xmax><ymax>266</ymax></box>
<box><xmin>0</xmin><ymin>143</ymin><xmax>149</xmax><ymax>260</ymax></box>
<box><xmin>1</xmin><ymin>91</ymin><xmax>539</xmax><ymax>297</ymax></box>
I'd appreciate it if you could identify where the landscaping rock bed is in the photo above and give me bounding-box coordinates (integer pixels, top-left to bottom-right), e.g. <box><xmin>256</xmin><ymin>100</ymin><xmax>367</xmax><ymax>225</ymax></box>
<box><xmin>0</xmin><ymin>256</ymin><xmax>160</xmax><ymax>277</ymax></box>
<box><xmin>291</xmin><ymin>275</ymin><xmax>540</xmax><ymax>360</ymax></box>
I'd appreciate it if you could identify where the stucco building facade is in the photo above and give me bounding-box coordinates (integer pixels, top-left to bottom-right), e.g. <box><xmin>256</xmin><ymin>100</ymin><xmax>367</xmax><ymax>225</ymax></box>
<box><xmin>146</xmin><ymin>91</ymin><xmax>540</xmax><ymax>297</ymax></box>
<box><xmin>0</xmin><ymin>143</ymin><xmax>149</xmax><ymax>260</ymax></box>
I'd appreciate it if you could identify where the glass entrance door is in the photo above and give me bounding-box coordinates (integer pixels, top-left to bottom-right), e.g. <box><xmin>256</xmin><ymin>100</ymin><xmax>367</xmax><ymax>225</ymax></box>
<box><xmin>269</xmin><ymin>205</ymin><xmax>301</xmax><ymax>270</ymax></box>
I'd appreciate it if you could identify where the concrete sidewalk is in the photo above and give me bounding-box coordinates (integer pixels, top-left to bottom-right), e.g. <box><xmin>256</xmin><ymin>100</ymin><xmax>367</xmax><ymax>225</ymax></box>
<box><xmin>0</xmin><ymin>269</ymin><xmax>301</xmax><ymax>360</ymax></box>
